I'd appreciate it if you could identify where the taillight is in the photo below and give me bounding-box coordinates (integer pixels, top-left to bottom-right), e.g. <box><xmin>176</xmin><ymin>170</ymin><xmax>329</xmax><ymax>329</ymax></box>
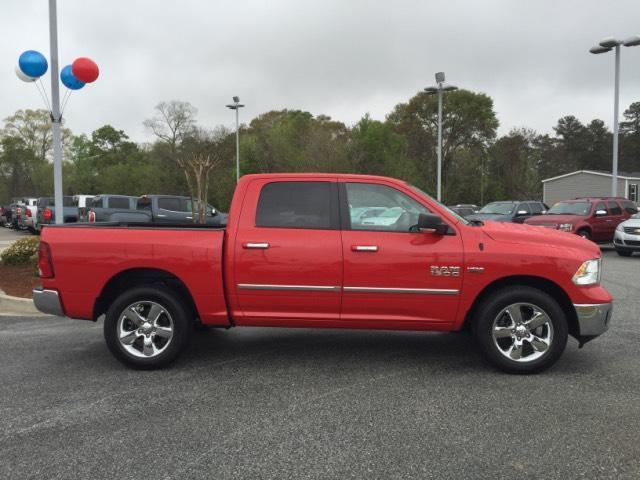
<box><xmin>88</xmin><ymin>210</ymin><xmax>96</xmax><ymax>223</ymax></box>
<box><xmin>16</xmin><ymin>207</ymin><xmax>22</xmax><ymax>216</ymax></box>
<box><xmin>38</xmin><ymin>241</ymin><xmax>54</xmax><ymax>278</ymax></box>
<box><xmin>43</xmin><ymin>207</ymin><xmax>53</xmax><ymax>221</ymax></box>
<box><xmin>26</xmin><ymin>208</ymin><xmax>32</xmax><ymax>218</ymax></box>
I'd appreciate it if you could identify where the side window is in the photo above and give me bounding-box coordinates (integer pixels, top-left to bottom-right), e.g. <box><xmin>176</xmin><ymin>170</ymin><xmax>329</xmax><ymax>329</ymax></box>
<box><xmin>91</xmin><ymin>197</ymin><xmax>104</xmax><ymax>208</ymax></box>
<box><xmin>256</xmin><ymin>181</ymin><xmax>334</xmax><ymax>229</ymax></box>
<box><xmin>516</xmin><ymin>203</ymin><xmax>531</xmax><ymax>215</ymax></box>
<box><xmin>529</xmin><ymin>202</ymin><xmax>543</xmax><ymax>214</ymax></box>
<box><xmin>621</xmin><ymin>200</ymin><xmax>638</xmax><ymax>215</ymax></box>
<box><xmin>607</xmin><ymin>201</ymin><xmax>622</xmax><ymax>216</ymax></box>
<box><xmin>594</xmin><ymin>202</ymin><xmax>607</xmax><ymax>214</ymax></box>
<box><xmin>108</xmin><ymin>197</ymin><xmax>130</xmax><ymax>209</ymax></box>
<box><xmin>345</xmin><ymin>183</ymin><xmax>429</xmax><ymax>232</ymax></box>
<box><xmin>158</xmin><ymin>197</ymin><xmax>182</xmax><ymax>211</ymax></box>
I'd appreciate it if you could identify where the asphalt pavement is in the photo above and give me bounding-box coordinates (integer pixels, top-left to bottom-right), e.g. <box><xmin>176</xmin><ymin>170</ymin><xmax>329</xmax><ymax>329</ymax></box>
<box><xmin>0</xmin><ymin>249</ymin><xmax>638</xmax><ymax>479</ymax></box>
<box><xmin>0</xmin><ymin>226</ymin><xmax>30</xmax><ymax>253</ymax></box>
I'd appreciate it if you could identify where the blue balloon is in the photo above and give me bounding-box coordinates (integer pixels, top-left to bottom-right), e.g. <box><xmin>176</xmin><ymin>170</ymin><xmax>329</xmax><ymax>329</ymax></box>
<box><xmin>60</xmin><ymin>65</ymin><xmax>85</xmax><ymax>90</ymax></box>
<box><xmin>19</xmin><ymin>50</ymin><xmax>48</xmax><ymax>78</ymax></box>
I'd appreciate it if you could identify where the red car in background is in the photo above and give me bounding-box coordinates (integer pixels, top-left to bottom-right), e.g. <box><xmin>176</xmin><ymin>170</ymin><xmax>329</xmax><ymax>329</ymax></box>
<box><xmin>525</xmin><ymin>197</ymin><xmax>638</xmax><ymax>242</ymax></box>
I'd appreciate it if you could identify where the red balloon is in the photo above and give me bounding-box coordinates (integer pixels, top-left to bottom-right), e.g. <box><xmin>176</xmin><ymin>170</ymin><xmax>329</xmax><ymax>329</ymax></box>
<box><xmin>71</xmin><ymin>57</ymin><xmax>99</xmax><ymax>83</ymax></box>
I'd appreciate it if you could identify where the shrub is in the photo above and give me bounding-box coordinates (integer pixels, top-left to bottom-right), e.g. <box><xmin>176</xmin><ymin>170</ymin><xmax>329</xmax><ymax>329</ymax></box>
<box><xmin>0</xmin><ymin>237</ymin><xmax>40</xmax><ymax>266</ymax></box>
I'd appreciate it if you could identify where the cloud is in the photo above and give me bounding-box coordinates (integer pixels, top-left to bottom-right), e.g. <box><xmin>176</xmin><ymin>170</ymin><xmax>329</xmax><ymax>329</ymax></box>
<box><xmin>3</xmin><ymin>0</ymin><xmax>640</xmax><ymax>142</ymax></box>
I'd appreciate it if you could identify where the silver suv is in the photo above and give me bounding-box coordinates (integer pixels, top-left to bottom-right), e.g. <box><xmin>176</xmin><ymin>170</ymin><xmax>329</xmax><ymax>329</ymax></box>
<box><xmin>614</xmin><ymin>212</ymin><xmax>640</xmax><ymax>257</ymax></box>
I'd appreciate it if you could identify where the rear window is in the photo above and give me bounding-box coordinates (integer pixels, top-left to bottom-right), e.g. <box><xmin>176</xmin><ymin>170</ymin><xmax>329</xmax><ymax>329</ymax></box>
<box><xmin>256</xmin><ymin>181</ymin><xmax>334</xmax><ymax>229</ymax></box>
<box><xmin>38</xmin><ymin>198</ymin><xmax>54</xmax><ymax>207</ymax></box>
<box><xmin>607</xmin><ymin>201</ymin><xmax>622</xmax><ymax>215</ymax></box>
<box><xmin>108</xmin><ymin>197</ymin><xmax>130</xmax><ymax>209</ymax></box>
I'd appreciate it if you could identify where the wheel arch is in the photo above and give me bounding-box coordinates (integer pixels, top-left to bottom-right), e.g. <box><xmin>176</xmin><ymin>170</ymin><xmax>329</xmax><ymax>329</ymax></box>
<box><xmin>462</xmin><ymin>275</ymin><xmax>579</xmax><ymax>339</ymax></box>
<box><xmin>93</xmin><ymin>267</ymin><xmax>199</xmax><ymax>323</ymax></box>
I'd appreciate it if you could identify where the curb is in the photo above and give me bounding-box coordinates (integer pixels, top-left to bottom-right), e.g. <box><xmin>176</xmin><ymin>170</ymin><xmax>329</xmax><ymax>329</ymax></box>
<box><xmin>0</xmin><ymin>290</ymin><xmax>44</xmax><ymax>316</ymax></box>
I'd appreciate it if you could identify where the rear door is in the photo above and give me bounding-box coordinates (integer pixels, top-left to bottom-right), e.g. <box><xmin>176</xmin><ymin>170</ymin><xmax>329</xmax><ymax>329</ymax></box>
<box><xmin>339</xmin><ymin>180</ymin><xmax>463</xmax><ymax>327</ymax></box>
<box><xmin>233</xmin><ymin>178</ymin><xmax>343</xmax><ymax>324</ymax></box>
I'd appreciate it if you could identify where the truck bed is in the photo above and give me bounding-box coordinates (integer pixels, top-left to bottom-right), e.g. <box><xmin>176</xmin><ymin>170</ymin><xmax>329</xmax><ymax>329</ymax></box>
<box><xmin>39</xmin><ymin>224</ymin><xmax>229</xmax><ymax>325</ymax></box>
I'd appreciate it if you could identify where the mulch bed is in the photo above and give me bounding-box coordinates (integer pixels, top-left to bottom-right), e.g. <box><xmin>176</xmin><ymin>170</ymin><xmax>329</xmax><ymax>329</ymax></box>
<box><xmin>0</xmin><ymin>264</ymin><xmax>40</xmax><ymax>298</ymax></box>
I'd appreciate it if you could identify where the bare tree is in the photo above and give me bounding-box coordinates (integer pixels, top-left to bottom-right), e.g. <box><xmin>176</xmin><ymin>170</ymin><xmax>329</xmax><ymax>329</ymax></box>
<box><xmin>144</xmin><ymin>101</ymin><xmax>198</xmax><ymax>212</ymax></box>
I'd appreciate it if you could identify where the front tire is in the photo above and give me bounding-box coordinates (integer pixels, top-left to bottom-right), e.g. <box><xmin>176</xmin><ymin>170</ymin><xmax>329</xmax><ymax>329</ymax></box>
<box><xmin>473</xmin><ymin>287</ymin><xmax>568</xmax><ymax>374</ymax></box>
<box><xmin>576</xmin><ymin>229</ymin><xmax>591</xmax><ymax>240</ymax></box>
<box><xmin>104</xmin><ymin>285</ymin><xmax>193</xmax><ymax>369</ymax></box>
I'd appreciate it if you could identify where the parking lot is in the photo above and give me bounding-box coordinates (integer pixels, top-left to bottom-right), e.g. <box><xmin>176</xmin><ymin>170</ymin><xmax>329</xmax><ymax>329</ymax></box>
<box><xmin>0</xmin><ymin>249</ymin><xmax>638</xmax><ymax>479</ymax></box>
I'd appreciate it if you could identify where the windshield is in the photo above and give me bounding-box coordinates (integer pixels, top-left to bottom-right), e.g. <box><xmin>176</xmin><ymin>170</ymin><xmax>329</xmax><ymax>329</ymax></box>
<box><xmin>408</xmin><ymin>184</ymin><xmax>468</xmax><ymax>224</ymax></box>
<box><xmin>547</xmin><ymin>202</ymin><xmax>591</xmax><ymax>216</ymax></box>
<box><xmin>479</xmin><ymin>202</ymin><xmax>515</xmax><ymax>215</ymax></box>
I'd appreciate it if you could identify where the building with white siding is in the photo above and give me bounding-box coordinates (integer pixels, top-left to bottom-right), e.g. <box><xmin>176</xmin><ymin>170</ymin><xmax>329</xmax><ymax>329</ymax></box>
<box><xmin>542</xmin><ymin>170</ymin><xmax>640</xmax><ymax>205</ymax></box>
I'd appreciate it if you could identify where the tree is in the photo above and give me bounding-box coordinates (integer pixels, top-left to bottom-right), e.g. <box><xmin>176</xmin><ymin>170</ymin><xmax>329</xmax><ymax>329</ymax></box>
<box><xmin>2</xmin><ymin>109</ymin><xmax>71</xmax><ymax>161</ymax></box>
<box><xmin>620</xmin><ymin>102</ymin><xmax>640</xmax><ymax>172</ymax></box>
<box><xmin>386</xmin><ymin>89</ymin><xmax>498</xmax><ymax>199</ymax></box>
<box><xmin>144</xmin><ymin>101</ymin><xmax>199</xmax><ymax>205</ymax></box>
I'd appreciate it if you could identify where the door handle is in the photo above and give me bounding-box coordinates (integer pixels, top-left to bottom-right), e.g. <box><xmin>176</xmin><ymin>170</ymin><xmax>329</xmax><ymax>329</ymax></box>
<box><xmin>352</xmin><ymin>245</ymin><xmax>378</xmax><ymax>252</ymax></box>
<box><xmin>243</xmin><ymin>242</ymin><xmax>270</xmax><ymax>249</ymax></box>
<box><xmin>156</xmin><ymin>214</ymin><xmax>167</xmax><ymax>218</ymax></box>
<box><xmin>186</xmin><ymin>216</ymin><xmax>193</xmax><ymax>220</ymax></box>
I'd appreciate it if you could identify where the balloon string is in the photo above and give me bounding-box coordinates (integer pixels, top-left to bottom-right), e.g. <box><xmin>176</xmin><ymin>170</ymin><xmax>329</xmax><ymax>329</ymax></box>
<box><xmin>34</xmin><ymin>80</ymin><xmax>51</xmax><ymax>113</ymax></box>
<box><xmin>36</xmin><ymin>78</ymin><xmax>52</xmax><ymax>112</ymax></box>
<box><xmin>60</xmin><ymin>89</ymin><xmax>72</xmax><ymax>115</ymax></box>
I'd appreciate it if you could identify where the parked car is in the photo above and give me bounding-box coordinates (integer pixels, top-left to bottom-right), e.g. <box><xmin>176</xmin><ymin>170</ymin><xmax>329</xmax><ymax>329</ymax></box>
<box><xmin>35</xmin><ymin>196</ymin><xmax>79</xmax><ymax>232</ymax></box>
<box><xmin>467</xmin><ymin>201</ymin><xmax>548</xmax><ymax>223</ymax></box>
<box><xmin>614</xmin><ymin>212</ymin><xmax>640</xmax><ymax>256</ymax></box>
<box><xmin>17</xmin><ymin>198</ymin><xmax>38</xmax><ymax>233</ymax></box>
<box><xmin>34</xmin><ymin>173</ymin><xmax>612</xmax><ymax>374</ymax></box>
<box><xmin>448</xmin><ymin>204</ymin><xmax>478</xmax><ymax>218</ymax></box>
<box><xmin>9</xmin><ymin>201</ymin><xmax>26</xmax><ymax>230</ymax></box>
<box><xmin>73</xmin><ymin>194</ymin><xmax>95</xmax><ymax>223</ymax></box>
<box><xmin>525</xmin><ymin>197</ymin><xmax>637</xmax><ymax>242</ymax></box>
<box><xmin>136</xmin><ymin>195</ymin><xmax>227</xmax><ymax>226</ymax></box>
<box><xmin>87</xmin><ymin>195</ymin><xmax>139</xmax><ymax>223</ymax></box>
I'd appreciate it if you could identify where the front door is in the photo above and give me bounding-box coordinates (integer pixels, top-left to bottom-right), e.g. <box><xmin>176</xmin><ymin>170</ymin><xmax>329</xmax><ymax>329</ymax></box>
<box><xmin>234</xmin><ymin>178</ymin><xmax>343</xmax><ymax>324</ymax></box>
<box><xmin>591</xmin><ymin>201</ymin><xmax>610</xmax><ymax>241</ymax></box>
<box><xmin>156</xmin><ymin>197</ymin><xmax>193</xmax><ymax>223</ymax></box>
<box><xmin>340</xmin><ymin>181</ymin><xmax>463</xmax><ymax>328</ymax></box>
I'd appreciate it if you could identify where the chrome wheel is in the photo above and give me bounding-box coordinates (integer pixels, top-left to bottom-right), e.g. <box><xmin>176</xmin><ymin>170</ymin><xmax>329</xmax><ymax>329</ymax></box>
<box><xmin>492</xmin><ymin>303</ymin><xmax>553</xmax><ymax>363</ymax></box>
<box><xmin>117</xmin><ymin>301</ymin><xmax>174</xmax><ymax>358</ymax></box>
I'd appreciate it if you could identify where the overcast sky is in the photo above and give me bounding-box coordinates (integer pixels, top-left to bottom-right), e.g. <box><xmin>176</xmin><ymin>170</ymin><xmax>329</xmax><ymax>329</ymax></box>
<box><xmin>3</xmin><ymin>0</ymin><xmax>640</xmax><ymax>142</ymax></box>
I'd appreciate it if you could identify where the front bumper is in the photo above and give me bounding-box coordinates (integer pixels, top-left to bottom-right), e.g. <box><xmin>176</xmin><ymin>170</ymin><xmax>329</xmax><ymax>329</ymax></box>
<box><xmin>614</xmin><ymin>230</ymin><xmax>640</xmax><ymax>251</ymax></box>
<box><xmin>32</xmin><ymin>288</ymin><xmax>65</xmax><ymax>316</ymax></box>
<box><xmin>574</xmin><ymin>302</ymin><xmax>612</xmax><ymax>337</ymax></box>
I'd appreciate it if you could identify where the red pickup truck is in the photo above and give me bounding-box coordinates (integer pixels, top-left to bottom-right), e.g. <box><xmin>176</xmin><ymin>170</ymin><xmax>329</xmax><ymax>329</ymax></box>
<box><xmin>33</xmin><ymin>174</ymin><xmax>613</xmax><ymax>373</ymax></box>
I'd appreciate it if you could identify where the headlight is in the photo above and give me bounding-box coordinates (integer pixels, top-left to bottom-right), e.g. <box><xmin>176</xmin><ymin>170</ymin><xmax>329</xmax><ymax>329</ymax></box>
<box><xmin>616</xmin><ymin>223</ymin><xmax>623</xmax><ymax>231</ymax></box>
<box><xmin>558</xmin><ymin>223</ymin><xmax>573</xmax><ymax>232</ymax></box>
<box><xmin>572</xmin><ymin>258</ymin><xmax>601</xmax><ymax>285</ymax></box>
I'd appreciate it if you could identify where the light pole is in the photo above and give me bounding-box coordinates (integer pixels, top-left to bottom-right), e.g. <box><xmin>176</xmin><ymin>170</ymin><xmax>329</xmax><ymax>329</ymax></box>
<box><xmin>226</xmin><ymin>96</ymin><xmax>245</xmax><ymax>183</ymax></box>
<box><xmin>590</xmin><ymin>35</ymin><xmax>640</xmax><ymax>197</ymax></box>
<box><xmin>48</xmin><ymin>0</ymin><xmax>63</xmax><ymax>224</ymax></box>
<box><xmin>425</xmin><ymin>72</ymin><xmax>458</xmax><ymax>202</ymax></box>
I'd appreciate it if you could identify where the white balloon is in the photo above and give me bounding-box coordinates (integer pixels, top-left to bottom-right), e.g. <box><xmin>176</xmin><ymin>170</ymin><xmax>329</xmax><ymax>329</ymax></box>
<box><xmin>15</xmin><ymin>64</ymin><xmax>37</xmax><ymax>82</ymax></box>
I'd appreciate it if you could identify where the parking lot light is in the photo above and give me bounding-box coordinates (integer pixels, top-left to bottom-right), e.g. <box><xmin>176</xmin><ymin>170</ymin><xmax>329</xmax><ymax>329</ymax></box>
<box><xmin>226</xmin><ymin>97</ymin><xmax>245</xmax><ymax>183</ymax></box>
<box><xmin>425</xmin><ymin>72</ymin><xmax>459</xmax><ymax>202</ymax></box>
<box><xmin>590</xmin><ymin>35</ymin><xmax>640</xmax><ymax>197</ymax></box>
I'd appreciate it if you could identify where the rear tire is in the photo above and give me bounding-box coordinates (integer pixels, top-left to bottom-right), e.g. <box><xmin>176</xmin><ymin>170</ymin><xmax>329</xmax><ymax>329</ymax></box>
<box><xmin>104</xmin><ymin>285</ymin><xmax>193</xmax><ymax>369</ymax></box>
<box><xmin>473</xmin><ymin>287</ymin><xmax>568</xmax><ymax>374</ymax></box>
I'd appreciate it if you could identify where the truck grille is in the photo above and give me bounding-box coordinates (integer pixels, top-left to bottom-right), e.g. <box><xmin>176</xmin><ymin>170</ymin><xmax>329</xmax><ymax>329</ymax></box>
<box><xmin>624</xmin><ymin>240</ymin><xmax>640</xmax><ymax>246</ymax></box>
<box><xmin>623</xmin><ymin>227</ymin><xmax>640</xmax><ymax>235</ymax></box>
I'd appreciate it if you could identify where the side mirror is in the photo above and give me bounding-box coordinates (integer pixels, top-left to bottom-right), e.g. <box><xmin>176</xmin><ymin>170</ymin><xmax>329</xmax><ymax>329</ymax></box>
<box><xmin>415</xmin><ymin>213</ymin><xmax>448</xmax><ymax>234</ymax></box>
<box><xmin>595</xmin><ymin>209</ymin><xmax>607</xmax><ymax>216</ymax></box>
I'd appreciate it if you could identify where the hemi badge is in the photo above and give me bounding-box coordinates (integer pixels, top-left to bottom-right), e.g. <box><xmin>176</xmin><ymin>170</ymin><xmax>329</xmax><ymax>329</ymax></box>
<box><xmin>467</xmin><ymin>266</ymin><xmax>485</xmax><ymax>273</ymax></box>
